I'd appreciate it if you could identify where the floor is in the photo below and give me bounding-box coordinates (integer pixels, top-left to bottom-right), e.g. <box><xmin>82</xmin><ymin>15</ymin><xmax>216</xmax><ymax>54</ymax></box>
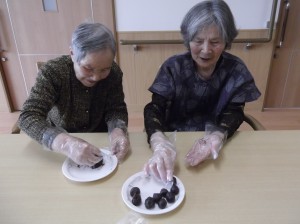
<box><xmin>1</xmin><ymin>109</ymin><xmax>300</xmax><ymax>134</ymax></box>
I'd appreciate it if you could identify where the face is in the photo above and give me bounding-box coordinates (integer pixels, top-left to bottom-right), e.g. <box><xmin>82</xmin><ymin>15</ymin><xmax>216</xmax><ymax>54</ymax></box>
<box><xmin>71</xmin><ymin>48</ymin><xmax>114</xmax><ymax>87</ymax></box>
<box><xmin>189</xmin><ymin>25</ymin><xmax>226</xmax><ymax>78</ymax></box>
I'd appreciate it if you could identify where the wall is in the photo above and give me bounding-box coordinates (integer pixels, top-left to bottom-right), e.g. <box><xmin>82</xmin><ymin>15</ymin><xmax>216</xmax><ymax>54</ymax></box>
<box><xmin>114</xmin><ymin>0</ymin><xmax>277</xmax><ymax>31</ymax></box>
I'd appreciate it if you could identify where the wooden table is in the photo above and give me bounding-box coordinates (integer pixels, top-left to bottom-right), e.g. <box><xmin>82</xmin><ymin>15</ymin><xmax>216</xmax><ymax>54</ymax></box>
<box><xmin>1</xmin><ymin>131</ymin><xmax>300</xmax><ymax>224</ymax></box>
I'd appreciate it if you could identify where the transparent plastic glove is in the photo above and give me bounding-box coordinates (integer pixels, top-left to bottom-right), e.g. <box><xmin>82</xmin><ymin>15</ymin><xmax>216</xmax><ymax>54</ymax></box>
<box><xmin>108</xmin><ymin>119</ymin><xmax>130</xmax><ymax>162</ymax></box>
<box><xmin>185</xmin><ymin>123</ymin><xmax>227</xmax><ymax>166</ymax></box>
<box><xmin>117</xmin><ymin>212</ymin><xmax>147</xmax><ymax>224</ymax></box>
<box><xmin>144</xmin><ymin>131</ymin><xmax>176</xmax><ymax>183</ymax></box>
<box><xmin>51</xmin><ymin>133</ymin><xmax>102</xmax><ymax>166</ymax></box>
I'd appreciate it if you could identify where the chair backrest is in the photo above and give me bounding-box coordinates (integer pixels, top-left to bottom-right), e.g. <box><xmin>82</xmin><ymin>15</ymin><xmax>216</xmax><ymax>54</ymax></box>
<box><xmin>36</xmin><ymin>61</ymin><xmax>46</xmax><ymax>71</ymax></box>
<box><xmin>243</xmin><ymin>113</ymin><xmax>265</xmax><ymax>130</ymax></box>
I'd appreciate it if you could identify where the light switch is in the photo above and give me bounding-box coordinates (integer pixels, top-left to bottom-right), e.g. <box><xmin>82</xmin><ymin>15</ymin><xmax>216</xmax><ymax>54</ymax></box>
<box><xmin>42</xmin><ymin>0</ymin><xmax>58</xmax><ymax>12</ymax></box>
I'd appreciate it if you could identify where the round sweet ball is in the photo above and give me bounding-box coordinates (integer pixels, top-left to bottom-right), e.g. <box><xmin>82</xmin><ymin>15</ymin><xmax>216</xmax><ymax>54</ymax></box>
<box><xmin>132</xmin><ymin>194</ymin><xmax>142</xmax><ymax>206</ymax></box>
<box><xmin>153</xmin><ymin>193</ymin><xmax>162</xmax><ymax>203</ymax></box>
<box><xmin>160</xmin><ymin>188</ymin><xmax>168</xmax><ymax>197</ymax></box>
<box><xmin>170</xmin><ymin>184</ymin><xmax>179</xmax><ymax>195</ymax></box>
<box><xmin>158</xmin><ymin>198</ymin><xmax>167</xmax><ymax>209</ymax></box>
<box><xmin>130</xmin><ymin>187</ymin><xmax>140</xmax><ymax>197</ymax></box>
<box><xmin>165</xmin><ymin>192</ymin><xmax>175</xmax><ymax>203</ymax></box>
<box><xmin>172</xmin><ymin>176</ymin><xmax>177</xmax><ymax>185</ymax></box>
<box><xmin>145</xmin><ymin>197</ymin><xmax>155</xmax><ymax>209</ymax></box>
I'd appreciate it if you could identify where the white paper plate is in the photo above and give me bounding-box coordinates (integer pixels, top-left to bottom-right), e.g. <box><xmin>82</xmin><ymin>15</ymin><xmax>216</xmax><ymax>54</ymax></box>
<box><xmin>62</xmin><ymin>149</ymin><xmax>117</xmax><ymax>182</ymax></box>
<box><xmin>121</xmin><ymin>172</ymin><xmax>185</xmax><ymax>215</ymax></box>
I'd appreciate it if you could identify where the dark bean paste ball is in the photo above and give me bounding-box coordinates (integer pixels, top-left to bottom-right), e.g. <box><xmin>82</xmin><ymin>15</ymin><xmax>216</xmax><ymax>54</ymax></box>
<box><xmin>158</xmin><ymin>198</ymin><xmax>167</xmax><ymax>209</ymax></box>
<box><xmin>152</xmin><ymin>193</ymin><xmax>162</xmax><ymax>203</ymax></box>
<box><xmin>170</xmin><ymin>184</ymin><xmax>179</xmax><ymax>195</ymax></box>
<box><xmin>172</xmin><ymin>176</ymin><xmax>177</xmax><ymax>185</ymax></box>
<box><xmin>130</xmin><ymin>187</ymin><xmax>141</xmax><ymax>197</ymax></box>
<box><xmin>165</xmin><ymin>192</ymin><xmax>175</xmax><ymax>203</ymax></box>
<box><xmin>132</xmin><ymin>194</ymin><xmax>142</xmax><ymax>206</ymax></box>
<box><xmin>91</xmin><ymin>159</ymin><xmax>104</xmax><ymax>169</ymax></box>
<box><xmin>145</xmin><ymin>197</ymin><xmax>155</xmax><ymax>209</ymax></box>
<box><xmin>160</xmin><ymin>188</ymin><xmax>168</xmax><ymax>197</ymax></box>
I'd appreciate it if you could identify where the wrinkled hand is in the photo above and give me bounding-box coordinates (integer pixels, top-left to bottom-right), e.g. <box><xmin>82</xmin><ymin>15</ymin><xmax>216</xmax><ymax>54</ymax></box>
<box><xmin>51</xmin><ymin>133</ymin><xmax>102</xmax><ymax>166</ymax></box>
<box><xmin>109</xmin><ymin>128</ymin><xmax>130</xmax><ymax>162</ymax></box>
<box><xmin>144</xmin><ymin>132</ymin><xmax>176</xmax><ymax>183</ymax></box>
<box><xmin>185</xmin><ymin>132</ymin><xmax>225</xmax><ymax>166</ymax></box>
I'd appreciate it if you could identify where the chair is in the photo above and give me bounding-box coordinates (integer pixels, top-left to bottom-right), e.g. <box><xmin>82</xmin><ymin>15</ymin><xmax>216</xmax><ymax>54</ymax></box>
<box><xmin>243</xmin><ymin>113</ymin><xmax>265</xmax><ymax>130</ymax></box>
<box><xmin>11</xmin><ymin>121</ymin><xmax>21</xmax><ymax>134</ymax></box>
<box><xmin>11</xmin><ymin>62</ymin><xmax>46</xmax><ymax>134</ymax></box>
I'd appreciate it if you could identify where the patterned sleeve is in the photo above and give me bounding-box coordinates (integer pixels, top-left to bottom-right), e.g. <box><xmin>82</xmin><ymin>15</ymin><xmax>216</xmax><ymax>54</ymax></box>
<box><xmin>18</xmin><ymin>63</ymin><xmax>64</xmax><ymax>148</ymax></box>
<box><xmin>104</xmin><ymin>62</ymin><xmax>128</xmax><ymax>130</ymax></box>
<box><xmin>144</xmin><ymin>93</ymin><xmax>169</xmax><ymax>143</ymax></box>
<box><xmin>217</xmin><ymin>102</ymin><xmax>245</xmax><ymax>138</ymax></box>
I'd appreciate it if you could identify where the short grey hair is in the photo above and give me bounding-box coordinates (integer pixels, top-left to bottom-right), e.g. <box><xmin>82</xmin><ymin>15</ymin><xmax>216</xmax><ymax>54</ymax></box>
<box><xmin>71</xmin><ymin>22</ymin><xmax>116</xmax><ymax>63</ymax></box>
<box><xmin>180</xmin><ymin>0</ymin><xmax>238</xmax><ymax>50</ymax></box>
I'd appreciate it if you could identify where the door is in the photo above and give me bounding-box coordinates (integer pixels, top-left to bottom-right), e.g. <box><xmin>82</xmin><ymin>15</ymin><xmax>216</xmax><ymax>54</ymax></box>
<box><xmin>264</xmin><ymin>0</ymin><xmax>300</xmax><ymax>109</ymax></box>
<box><xmin>0</xmin><ymin>0</ymin><xmax>115</xmax><ymax>111</ymax></box>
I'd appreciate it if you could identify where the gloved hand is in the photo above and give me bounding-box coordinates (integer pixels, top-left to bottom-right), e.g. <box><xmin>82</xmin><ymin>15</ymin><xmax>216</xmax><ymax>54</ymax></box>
<box><xmin>144</xmin><ymin>131</ymin><xmax>176</xmax><ymax>183</ymax></box>
<box><xmin>51</xmin><ymin>133</ymin><xmax>103</xmax><ymax>166</ymax></box>
<box><xmin>109</xmin><ymin>127</ymin><xmax>130</xmax><ymax>162</ymax></box>
<box><xmin>107</xmin><ymin>119</ymin><xmax>130</xmax><ymax>162</ymax></box>
<box><xmin>185</xmin><ymin>123</ymin><xmax>227</xmax><ymax>166</ymax></box>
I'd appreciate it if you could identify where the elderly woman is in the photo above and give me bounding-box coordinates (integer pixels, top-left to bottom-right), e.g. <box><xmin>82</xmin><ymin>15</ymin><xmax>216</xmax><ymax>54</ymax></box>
<box><xmin>18</xmin><ymin>22</ymin><xmax>130</xmax><ymax>166</ymax></box>
<box><xmin>143</xmin><ymin>0</ymin><xmax>261</xmax><ymax>182</ymax></box>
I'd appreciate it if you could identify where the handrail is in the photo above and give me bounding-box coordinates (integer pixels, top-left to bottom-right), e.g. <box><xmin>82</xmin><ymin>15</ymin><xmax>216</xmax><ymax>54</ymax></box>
<box><xmin>120</xmin><ymin>0</ymin><xmax>278</xmax><ymax>46</ymax></box>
